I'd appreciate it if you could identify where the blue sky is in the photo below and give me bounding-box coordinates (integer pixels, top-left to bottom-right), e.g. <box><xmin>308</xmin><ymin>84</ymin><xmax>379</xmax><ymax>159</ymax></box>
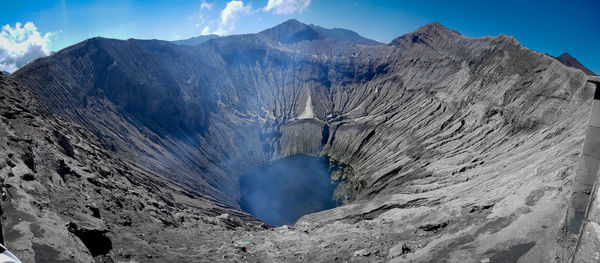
<box><xmin>1</xmin><ymin>0</ymin><xmax>599</xmax><ymax>74</ymax></box>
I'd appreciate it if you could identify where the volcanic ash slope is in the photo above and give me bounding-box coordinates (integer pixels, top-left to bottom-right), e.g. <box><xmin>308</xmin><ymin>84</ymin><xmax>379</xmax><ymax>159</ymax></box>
<box><xmin>9</xmin><ymin>20</ymin><xmax>597</xmax><ymax>262</ymax></box>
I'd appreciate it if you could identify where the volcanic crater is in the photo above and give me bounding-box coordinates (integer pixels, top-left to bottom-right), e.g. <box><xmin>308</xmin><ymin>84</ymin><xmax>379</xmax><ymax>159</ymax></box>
<box><xmin>1</xmin><ymin>19</ymin><xmax>596</xmax><ymax>262</ymax></box>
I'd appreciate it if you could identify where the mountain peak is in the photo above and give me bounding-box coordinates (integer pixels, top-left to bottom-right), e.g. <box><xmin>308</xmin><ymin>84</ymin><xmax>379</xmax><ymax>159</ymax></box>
<box><xmin>280</xmin><ymin>19</ymin><xmax>305</xmax><ymax>27</ymax></box>
<box><xmin>259</xmin><ymin>19</ymin><xmax>321</xmax><ymax>44</ymax></box>
<box><xmin>557</xmin><ymin>52</ymin><xmax>574</xmax><ymax>60</ymax></box>
<box><xmin>414</xmin><ymin>22</ymin><xmax>460</xmax><ymax>37</ymax></box>
<box><xmin>259</xmin><ymin>19</ymin><xmax>381</xmax><ymax>46</ymax></box>
<box><xmin>554</xmin><ymin>52</ymin><xmax>596</xmax><ymax>76</ymax></box>
<box><xmin>390</xmin><ymin>22</ymin><xmax>460</xmax><ymax>48</ymax></box>
<box><xmin>265</xmin><ymin>19</ymin><xmax>311</xmax><ymax>34</ymax></box>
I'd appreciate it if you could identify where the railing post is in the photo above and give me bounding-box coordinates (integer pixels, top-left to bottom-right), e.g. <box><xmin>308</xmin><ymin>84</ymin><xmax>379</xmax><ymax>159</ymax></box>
<box><xmin>567</xmin><ymin>76</ymin><xmax>600</xmax><ymax>262</ymax></box>
<box><xmin>566</xmin><ymin>76</ymin><xmax>600</xmax><ymax>235</ymax></box>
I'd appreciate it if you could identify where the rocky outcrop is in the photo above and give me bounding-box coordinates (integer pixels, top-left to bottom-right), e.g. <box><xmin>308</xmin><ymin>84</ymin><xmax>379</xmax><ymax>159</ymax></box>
<box><xmin>9</xmin><ymin>19</ymin><xmax>596</xmax><ymax>261</ymax></box>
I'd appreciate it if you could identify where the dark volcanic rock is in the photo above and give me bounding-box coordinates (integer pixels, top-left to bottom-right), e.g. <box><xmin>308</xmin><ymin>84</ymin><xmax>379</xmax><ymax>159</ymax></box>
<box><xmin>67</xmin><ymin>222</ymin><xmax>112</xmax><ymax>257</ymax></box>
<box><xmin>54</xmin><ymin>131</ymin><xmax>75</xmax><ymax>157</ymax></box>
<box><xmin>9</xmin><ymin>20</ymin><xmax>594</xmax><ymax>261</ymax></box>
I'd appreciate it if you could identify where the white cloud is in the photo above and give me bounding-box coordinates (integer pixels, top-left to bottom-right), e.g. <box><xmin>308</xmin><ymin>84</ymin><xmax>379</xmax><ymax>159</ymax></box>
<box><xmin>201</xmin><ymin>0</ymin><xmax>214</xmax><ymax>11</ymax></box>
<box><xmin>192</xmin><ymin>1</ymin><xmax>254</xmax><ymax>36</ymax></box>
<box><xmin>209</xmin><ymin>0</ymin><xmax>252</xmax><ymax>35</ymax></box>
<box><xmin>0</xmin><ymin>22</ymin><xmax>54</xmax><ymax>73</ymax></box>
<box><xmin>220</xmin><ymin>1</ymin><xmax>252</xmax><ymax>32</ymax></box>
<box><xmin>202</xmin><ymin>26</ymin><xmax>211</xmax><ymax>35</ymax></box>
<box><xmin>263</xmin><ymin>0</ymin><xmax>311</xmax><ymax>14</ymax></box>
<box><xmin>189</xmin><ymin>1</ymin><xmax>214</xmax><ymax>24</ymax></box>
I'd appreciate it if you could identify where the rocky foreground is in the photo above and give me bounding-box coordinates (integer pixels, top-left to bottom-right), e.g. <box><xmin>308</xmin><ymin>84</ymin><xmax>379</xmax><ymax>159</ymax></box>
<box><xmin>2</xmin><ymin>20</ymin><xmax>598</xmax><ymax>262</ymax></box>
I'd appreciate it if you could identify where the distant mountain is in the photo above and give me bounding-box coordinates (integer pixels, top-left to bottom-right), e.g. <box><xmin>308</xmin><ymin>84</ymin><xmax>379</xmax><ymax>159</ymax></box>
<box><xmin>259</xmin><ymin>19</ymin><xmax>381</xmax><ymax>45</ymax></box>
<box><xmin>173</xmin><ymin>20</ymin><xmax>381</xmax><ymax>47</ymax></box>
<box><xmin>172</xmin><ymin>34</ymin><xmax>220</xmax><ymax>46</ymax></box>
<box><xmin>552</xmin><ymin>52</ymin><xmax>596</xmax><ymax>75</ymax></box>
<box><xmin>258</xmin><ymin>19</ymin><xmax>323</xmax><ymax>44</ymax></box>
<box><xmin>308</xmin><ymin>24</ymin><xmax>382</xmax><ymax>46</ymax></box>
<box><xmin>0</xmin><ymin>70</ymin><xmax>9</xmax><ymax>75</ymax></box>
<box><xmin>390</xmin><ymin>21</ymin><xmax>461</xmax><ymax>49</ymax></box>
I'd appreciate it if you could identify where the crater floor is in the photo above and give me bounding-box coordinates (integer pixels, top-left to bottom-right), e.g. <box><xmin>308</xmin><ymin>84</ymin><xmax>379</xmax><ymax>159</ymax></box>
<box><xmin>239</xmin><ymin>155</ymin><xmax>340</xmax><ymax>226</ymax></box>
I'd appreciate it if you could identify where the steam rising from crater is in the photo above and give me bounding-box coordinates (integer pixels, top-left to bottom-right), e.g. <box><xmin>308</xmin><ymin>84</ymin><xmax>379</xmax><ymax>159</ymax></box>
<box><xmin>239</xmin><ymin>155</ymin><xmax>339</xmax><ymax>226</ymax></box>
